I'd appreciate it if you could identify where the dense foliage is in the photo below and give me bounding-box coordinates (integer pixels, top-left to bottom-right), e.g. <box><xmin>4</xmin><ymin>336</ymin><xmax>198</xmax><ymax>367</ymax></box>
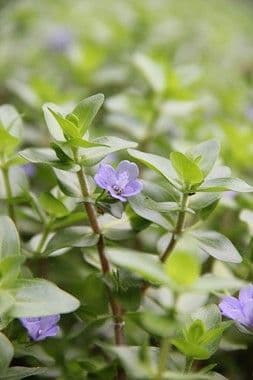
<box><xmin>1</xmin><ymin>1</ymin><xmax>253</xmax><ymax>379</ymax></box>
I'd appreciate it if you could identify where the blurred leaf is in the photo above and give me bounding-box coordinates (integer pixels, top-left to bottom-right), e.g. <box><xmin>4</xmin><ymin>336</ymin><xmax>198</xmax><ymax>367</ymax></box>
<box><xmin>192</xmin><ymin>274</ymin><xmax>245</xmax><ymax>292</ymax></box>
<box><xmin>53</xmin><ymin>168</ymin><xmax>82</xmax><ymax>197</ymax></box>
<box><xmin>39</xmin><ymin>192</ymin><xmax>69</xmax><ymax>218</ymax></box>
<box><xmin>199</xmin><ymin>177</ymin><xmax>253</xmax><ymax>192</ymax></box>
<box><xmin>0</xmin><ymin>333</ymin><xmax>13</xmax><ymax>373</ymax></box>
<box><xmin>0</xmin><ymin>256</ymin><xmax>24</xmax><ymax>287</ymax></box>
<box><xmin>164</xmin><ymin>251</ymin><xmax>200</xmax><ymax>286</ymax></box>
<box><xmin>106</xmin><ymin>248</ymin><xmax>171</xmax><ymax>285</ymax></box>
<box><xmin>0</xmin><ymin>292</ymin><xmax>15</xmax><ymax>316</ymax></box>
<box><xmin>0</xmin><ymin>105</ymin><xmax>22</xmax><ymax>140</ymax></box>
<box><xmin>133</xmin><ymin>53</ymin><xmax>165</xmax><ymax>93</ymax></box>
<box><xmin>19</xmin><ymin>148</ymin><xmax>80</xmax><ymax>171</ymax></box>
<box><xmin>80</xmin><ymin>273</ymin><xmax>108</xmax><ymax>318</ymax></box>
<box><xmin>0</xmin><ymin>366</ymin><xmax>46</xmax><ymax>380</ymax></box>
<box><xmin>0</xmin><ymin>216</ymin><xmax>20</xmax><ymax>259</ymax></box>
<box><xmin>187</xmin><ymin>140</ymin><xmax>220</xmax><ymax>176</ymax></box>
<box><xmin>44</xmin><ymin>227</ymin><xmax>98</xmax><ymax>255</ymax></box>
<box><xmin>10</xmin><ymin>279</ymin><xmax>80</xmax><ymax>317</ymax></box>
<box><xmin>190</xmin><ymin>230</ymin><xmax>242</xmax><ymax>263</ymax></box>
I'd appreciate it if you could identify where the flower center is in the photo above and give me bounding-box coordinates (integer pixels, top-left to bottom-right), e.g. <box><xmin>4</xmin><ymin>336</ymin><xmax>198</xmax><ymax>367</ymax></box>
<box><xmin>112</xmin><ymin>184</ymin><xmax>123</xmax><ymax>195</ymax></box>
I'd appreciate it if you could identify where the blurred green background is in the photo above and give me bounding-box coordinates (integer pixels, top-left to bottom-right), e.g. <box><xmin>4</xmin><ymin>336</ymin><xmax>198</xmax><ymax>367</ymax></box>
<box><xmin>1</xmin><ymin>0</ymin><xmax>253</xmax><ymax>378</ymax></box>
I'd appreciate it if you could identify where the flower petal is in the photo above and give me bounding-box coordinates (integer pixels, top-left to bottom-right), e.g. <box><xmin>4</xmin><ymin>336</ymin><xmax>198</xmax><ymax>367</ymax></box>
<box><xmin>108</xmin><ymin>187</ymin><xmax>127</xmax><ymax>202</ymax></box>
<box><xmin>241</xmin><ymin>303</ymin><xmax>253</xmax><ymax>328</ymax></box>
<box><xmin>122</xmin><ymin>180</ymin><xmax>143</xmax><ymax>197</ymax></box>
<box><xmin>239</xmin><ymin>284</ymin><xmax>253</xmax><ymax>304</ymax></box>
<box><xmin>37</xmin><ymin>326</ymin><xmax>60</xmax><ymax>341</ymax></box>
<box><xmin>40</xmin><ymin>315</ymin><xmax>60</xmax><ymax>330</ymax></box>
<box><xmin>219</xmin><ymin>296</ymin><xmax>246</xmax><ymax>325</ymax></box>
<box><xmin>117</xmin><ymin>160</ymin><xmax>139</xmax><ymax>181</ymax></box>
<box><xmin>95</xmin><ymin>164</ymin><xmax>117</xmax><ymax>190</ymax></box>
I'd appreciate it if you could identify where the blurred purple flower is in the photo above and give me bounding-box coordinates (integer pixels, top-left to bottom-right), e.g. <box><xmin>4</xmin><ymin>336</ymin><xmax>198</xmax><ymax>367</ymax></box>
<box><xmin>20</xmin><ymin>315</ymin><xmax>60</xmax><ymax>341</ymax></box>
<box><xmin>245</xmin><ymin>106</ymin><xmax>253</xmax><ymax>122</ymax></box>
<box><xmin>47</xmin><ymin>26</ymin><xmax>73</xmax><ymax>52</ymax></box>
<box><xmin>22</xmin><ymin>163</ymin><xmax>36</xmax><ymax>177</ymax></box>
<box><xmin>219</xmin><ymin>284</ymin><xmax>253</xmax><ymax>328</ymax></box>
<box><xmin>95</xmin><ymin>160</ymin><xmax>143</xmax><ymax>202</ymax></box>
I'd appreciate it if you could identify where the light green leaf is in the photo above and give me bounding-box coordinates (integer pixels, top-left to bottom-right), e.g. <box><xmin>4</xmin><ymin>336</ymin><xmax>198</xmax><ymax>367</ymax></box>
<box><xmin>43</xmin><ymin>103</ymin><xmax>65</xmax><ymax>141</ymax></box>
<box><xmin>192</xmin><ymin>305</ymin><xmax>221</xmax><ymax>330</ymax></box>
<box><xmin>0</xmin><ymin>127</ymin><xmax>20</xmax><ymax>154</ymax></box>
<box><xmin>0</xmin><ymin>216</ymin><xmax>20</xmax><ymax>260</ymax></box>
<box><xmin>80</xmin><ymin>136</ymin><xmax>138</xmax><ymax>166</ymax></box>
<box><xmin>44</xmin><ymin>227</ymin><xmax>99</xmax><ymax>255</ymax></box>
<box><xmin>0</xmin><ymin>105</ymin><xmax>22</xmax><ymax>139</ymax></box>
<box><xmin>0</xmin><ymin>333</ymin><xmax>13</xmax><ymax>372</ymax></box>
<box><xmin>128</xmin><ymin>149</ymin><xmax>178</xmax><ymax>187</ymax></box>
<box><xmin>187</xmin><ymin>140</ymin><xmax>220</xmax><ymax>176</ymax></box>
<box><xmin>191</xmin><ymin>230</ymin><xmax>242</xmax><ymax>263</ymax></box>
<box><xmin>71</xmin><ymin>93</ymin><xmax>104</xmax><ymax>135</ymax></box>
<box><xmin>0</xmin><ymin>167</ymin><xmax>28</xmax><ymax>199</ymax></box>
<box><xmin>170</xmin><ymin>152</ymin><xmax>203</xmax><ymax>187</ymax></box>
<box><xmin>0</xmin><ymin>366</ymin><xmax>46</xmax><ymax>380</ymax></box>
<box><xmin>164</xmin><ymin>251</ymin><xmax>200</xmax><ymax>286</ymax></box>
<box><xmin>39</xmin><ymin>192</ymin><xmax>69</xmax><ymax>218</ymax></box>
<box><xmin>103</xmin><ymin>345</ymin><xmax>158</xmax><ymax>379</ymax></box>
<box><xmin>0</xmin><ymin>292</ymin><xmax>15</xmax><ymax>316</ymax></box>
<box><xmin>106</xmin><ymin>247</ymin><xmax>171</xmax><ymax>285</ymax></box>
<box><xmin>0</xmin><ymin>256</ymin><xmax>24</xmax><ymax>286</ymax></box>
<box><xmin>192</xmin><ymin>274</ymin><xmax>245</xmax><ymax>292</ymax></box>
<box><xmin>19</xmin><ymin>148</ymin><xmax>80</xmax><ymax>171</ymax></box>
<box><xmin>128</xmin><ymin>194</ymin><xmax>172</xmax><ymax>230</ymax></box>
<box><xmin>172</xmin><ymin>338</ymin><xmax>209</xmax><ymax>359</ymax></box>
<box><xmin>240</xmin><ymin>209</ymin><xmax>253</xmax><ymax>234</ymax></box>
<box><xmin>48</xmin><ymin>108</ymin><xmax>80</xmax><ymax>139</ymax></box>
<box><xmin>199</xmin><ymin>177</ymin><xmax>253</xmax><ymax>192</ymax></box>
<box><xmin>10</xmin><ymin>279</ymin><xmax>80</xmax><ymax>317</ymax></box>
<box><xmin>53</xmin><ymin>168</ymin><xmax>82</xmax><ymax>197</ymax></box>
<box><xmin>133</xmin><ymin>53</ymin><xmax>165</xmax><ymax>93</ymax></box>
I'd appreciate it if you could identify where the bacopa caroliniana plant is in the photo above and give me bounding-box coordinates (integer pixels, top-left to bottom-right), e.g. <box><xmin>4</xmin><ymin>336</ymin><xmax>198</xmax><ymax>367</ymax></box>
<box><xmin>0</xmin><ymin>94</ymin><xmax>253</xmax><ymax>379</ymax></box>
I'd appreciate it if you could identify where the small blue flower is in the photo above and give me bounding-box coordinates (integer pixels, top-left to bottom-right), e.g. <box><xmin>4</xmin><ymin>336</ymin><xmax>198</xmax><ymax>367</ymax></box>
<box><xmin>47</xmin><ymin>26</ymin><xmax>73</xmax><ymax>52</ymax></box>
<box><xmin>95</xmin><ymin>160</ymin><xmax>143</xmax><ymax>202</ymax></box>
<box><xmin>22</xmin><ymin>163</ymin><xmax>36</xmax><ymax>177</ymax></box>
<box><xmin>20</xmin><ymin>315</ymin><xmax>60</xmax><ymax>341</ymax></box>
<box><xmin>219</xmin><ymin>284</ymin><xmax>253</xmax><ymax>328</ymax></box>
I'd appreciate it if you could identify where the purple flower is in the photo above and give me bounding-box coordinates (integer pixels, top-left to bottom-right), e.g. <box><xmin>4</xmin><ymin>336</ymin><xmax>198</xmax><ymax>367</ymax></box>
<box><xmin>20</xmin><ymin>315</ymin><xmax>60</xmax><ymax>341</ymax></box>
<box><xmin>22</xmin><ymin>163</ymin><xmax>36</xmax><ymax>177</ymax></box>
<box><xmin>94</xmin><ymin>160</ymin><xmax>143</xmax><ymax>202</ymax></box>
<box><xmin>47</xmin><ymin>26</ymin><xmax>73</xmax><ymax>52</ymax></box>
<box><xmin>219</xmin><ymin>284</ymin><xmax>253</xmax><ymax>328</ymax></box>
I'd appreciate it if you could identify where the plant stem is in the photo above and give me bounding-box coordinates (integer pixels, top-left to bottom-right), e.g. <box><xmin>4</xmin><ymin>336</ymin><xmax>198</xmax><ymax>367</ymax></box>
<box><xmin>2</xmin><ymin>167</ymin><xmax>16</xmax><ymax>223</ymax></box>
<box><xmin>75</xmin><ymin>166</ymin><xmax>126</xmax><ymax>379</ymax></box>
<box><xmin>36</xmin><ymin>227</ymin><xmax>50</xmax><ymax>254</ymax></box>
<box><xmin>155</xmin><ymin>337</ymin><xmax>170</xmax><ymax>380</ymax></box>
<box><xmin>160</xmin><ymin>192</ymin><xmax>188</xmax><ymax>263</ymax></box>
<box><xmin>185</xmin><ymin>357</ymin><xmax>193</xmax><ymax>373</ymax></box>
<box><xmin>141</xmin><ymin>192</ymin><xmax>189</xmax><ymax>296</ymax></box>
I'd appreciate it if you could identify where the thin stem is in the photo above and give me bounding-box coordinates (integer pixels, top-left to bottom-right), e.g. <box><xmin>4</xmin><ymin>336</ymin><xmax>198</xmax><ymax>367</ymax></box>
<box><xmin>36</xmin><ymin>227</ymin><xmax>50</xmax><ymax>254</ymax></box>
<box><xmin>160</xmin><ymin>193</ymin><xmax>188</xmax><ymax>263</ymax></box>
<box><xmin>185</xmin><ymin>357</ymin><xmax>193</xmax><ymax>373</ymax></box>
<box><xmin>75</xmin><ymin>163</ymin><xmax>126</xmax><ymax>379</ymax></box>
<box><xmin>155</xmin><ymin>337</ymin><xmax>170</xmax><ymax>380</ymax></box>
<box><xmin>2</xmin><ymin>167</ymin><xmax>15</xmax><ymax>223</ymax></box>
<box><xmin>141</xmin><ymin>192</ymin><xmax>189</xmax><ymax>296</ymax></box>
